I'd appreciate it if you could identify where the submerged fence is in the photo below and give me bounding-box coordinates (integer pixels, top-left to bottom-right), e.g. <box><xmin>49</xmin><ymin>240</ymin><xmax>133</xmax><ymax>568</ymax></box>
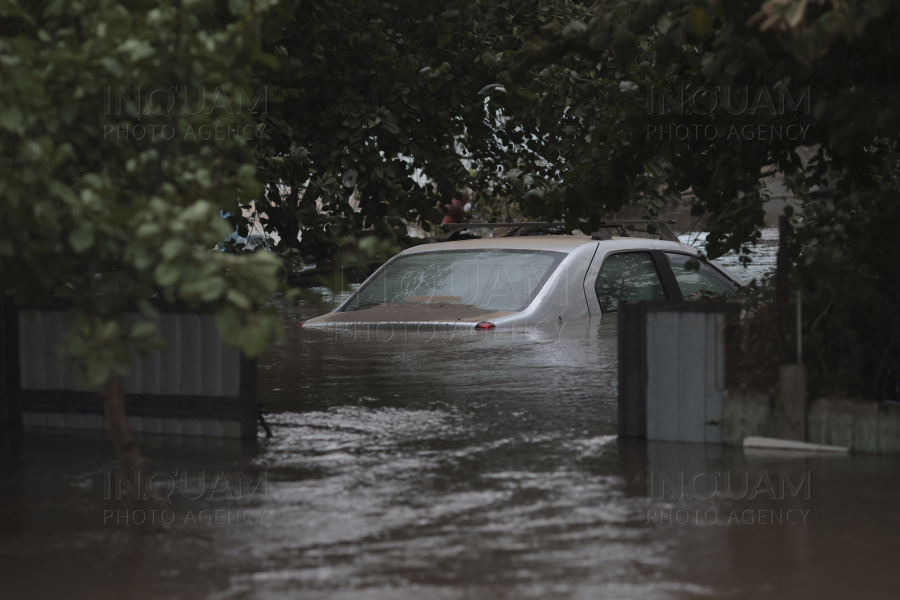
<box><xmin>0</xmin><ymin>297</ymin><xmax>258</xmax><ymax>439</ymax></box>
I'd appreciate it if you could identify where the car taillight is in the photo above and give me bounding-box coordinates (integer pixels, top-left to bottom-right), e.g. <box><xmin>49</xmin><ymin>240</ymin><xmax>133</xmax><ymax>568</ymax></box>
<box><xmin>475</xmin><ymin>321</ymin><xmax>495</xmax><ymax>330</ymax></box>
<box><xmin>297</xmin><ymin>322</ymin><xmax>305</xmax><ymax>327</ymax></box>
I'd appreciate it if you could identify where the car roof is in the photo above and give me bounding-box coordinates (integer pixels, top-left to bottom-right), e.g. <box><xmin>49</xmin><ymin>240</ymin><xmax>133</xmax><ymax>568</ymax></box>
<box><xmin>401</xmin><ymin>236</ymin><xmax>699</xmax><ymax>255</ymax></box>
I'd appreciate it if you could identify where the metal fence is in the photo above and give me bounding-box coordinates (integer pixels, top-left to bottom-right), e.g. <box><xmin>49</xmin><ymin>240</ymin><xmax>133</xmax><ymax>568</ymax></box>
<box><xmin>619</xmin><ymin>301</ymin><xmax>739</xmax><ymax>444</ymax></box>
<box><xmin>1</xmin><ymin>297</ymin><xmax>257</xmax><ymax>439</ymax></box>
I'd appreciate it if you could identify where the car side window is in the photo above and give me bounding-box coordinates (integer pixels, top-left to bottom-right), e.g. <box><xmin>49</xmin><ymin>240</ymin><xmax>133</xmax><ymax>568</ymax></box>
<box><xmin>664</xmin><ymin>253</ymin><xmax>735</xmax><ymax>300</ymax></box>
<box><xmin>595</xmin><ymin>252</ymin><xmax>667</xmax><ymax>313</ymax></box>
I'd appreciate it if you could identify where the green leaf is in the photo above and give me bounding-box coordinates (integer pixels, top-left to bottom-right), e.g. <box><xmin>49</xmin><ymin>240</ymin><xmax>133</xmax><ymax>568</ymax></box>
<box><xmin>68</xmin><ymin>225</ymin><xmax>94</xmax><ymax>253</ymax></box>
<box><xmin>688</xmin><ymin>6</ymin><xmax>712</xmax><ymax>36</ymax></box>
<box><xmin>129</xmin><ymin>321</ymin><xmax>158</xmax><ymax>340</ymax></box>
<box><xmin>228</xmin><ymin>290</ymin><xmax>251</xmax><ymax>310</ymax></box>
<box><xmin>154</xmin><ymin>263</ymin><xmax>181</xmax><ymax>287</ymax></box>
<box><xmin>117</xmin><ymin>38</ymin><xmax>155</xmax><ymax>61</ymax></box>
<box><xmin>0</xmin><ymin>106</ymin><xmax>23</xmax><ymax>132</ymax></box>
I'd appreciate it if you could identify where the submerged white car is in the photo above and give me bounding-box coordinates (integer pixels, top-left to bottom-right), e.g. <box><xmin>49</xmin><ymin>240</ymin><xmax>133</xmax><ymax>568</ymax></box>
<box><xmin>301</xmin><ymin>224</ymin><xmax>737</xmax><ymax>330</ymax></box>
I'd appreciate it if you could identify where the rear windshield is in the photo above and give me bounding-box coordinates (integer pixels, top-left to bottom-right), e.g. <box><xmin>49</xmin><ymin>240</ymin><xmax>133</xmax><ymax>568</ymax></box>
<box><xmin>342</xmin><ymin>249</ymin><xmax>566</xmax><ymax>313</ymax></box>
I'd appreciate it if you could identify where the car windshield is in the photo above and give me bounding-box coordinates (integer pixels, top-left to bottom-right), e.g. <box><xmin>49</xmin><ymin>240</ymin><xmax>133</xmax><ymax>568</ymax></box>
<box><xmin>342</xmin><ymin>249</ymin><xmax>566</xmax><ymax>313</ymax></box>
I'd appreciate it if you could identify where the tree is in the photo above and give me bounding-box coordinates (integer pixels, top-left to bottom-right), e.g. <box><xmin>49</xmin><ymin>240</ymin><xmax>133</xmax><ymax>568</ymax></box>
<box><xmin>508</xmin><ymin>0</ymin><xmax>900</xmax><ymax>398</ymax></box>
<box><xmin>246</xmin><ymin>0</ymin><xmax>616</xmax><ymax>263</ymax></box>
<box><xmin>1</xmin><ymin>0</ymin><xmax>283</xmax><ymax>467</ymax></box>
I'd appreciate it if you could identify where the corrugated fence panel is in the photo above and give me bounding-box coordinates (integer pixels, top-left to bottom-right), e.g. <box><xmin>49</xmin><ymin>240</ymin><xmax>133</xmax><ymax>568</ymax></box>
<box><xmin>645</xmin><ymin>312</ymin><xmax>679</xmax><ymax>441</ymax></box>
<box><xmin>159</xmin><ymin>314</ymin><xmax>181</xmax><ymax>396</ymax></box>
<box><xmin>19</xmin><ymin>310</ymin><xmax>83</xmax><ymax>391</ymax></box>
<box><xmin>646</xmin><ymin>309</ymin><xmax>725</xmax><ymax>444</ymax></box>
<box><xmin>705</xmin><ymin>312</ymin><xmax>724</xmax><ymax>445</ymax></box>
<box><xmin>123</xmin><ymin>314</ymin><xmax>143</xmax><ymax>394</ymax></box>
<box><xmin>19</xmin><ymin>311</ymin><xmax>90</xmax><ymax>392</ymax></box>
<box><xmin>181</xmin><ymin>314</ymin><xmax>202</xmax><ymax>396</ymax></box>
<box><xmin>1</xmin><ymin>297</ymin><xmax>13</xmax><ymax>423</ymax></box>
<box><xmin>5</xmin><ymin>300</ymin><xmax>258</xmax><ymax>439</ymax></box>
<box><xmin>42</xmin><ymin>312</ymin><xmax>63</xmax><ymax>390</ymax></box>
<box><xmin>221</xmin><ymin>342</ymin><xmax>241</xmax><ymax>397</ymax></box>
<box><xmin>678</xmin><ymin>311</ymin><xmax>709</xmax><ymax>443</ymax></box>
<box><xmin>18</xmin><ymin>311</ymin><xmax>242</xmax><ymax>398</ymax></box>
<box><xmin>18</xmin><ymin>311</ymin><xmax>42</xmax><ymax>390</ymax></box>
<box><xmin>200</xmin><ymin>315</ymin><xmax>223</xmax><ymax>396</ymax></box>
<box><xmin>622</xmin><ymin>302</ymin><xmax>733</xmax><ymax>444</ymax></box>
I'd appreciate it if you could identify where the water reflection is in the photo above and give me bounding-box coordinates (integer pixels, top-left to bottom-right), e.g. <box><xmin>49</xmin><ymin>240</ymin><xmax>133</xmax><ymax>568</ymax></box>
<box><xmin>682</xmin><ymin>228</ymin><xmax>780</xmax><ymax>285</ymax></box>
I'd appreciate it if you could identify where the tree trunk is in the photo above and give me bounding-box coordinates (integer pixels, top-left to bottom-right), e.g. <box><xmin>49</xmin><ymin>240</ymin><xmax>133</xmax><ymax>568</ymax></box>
<box><xmin>99</xmin><ymin>375</ymin><xmax>143</xmax><ymax>472</ymax></box>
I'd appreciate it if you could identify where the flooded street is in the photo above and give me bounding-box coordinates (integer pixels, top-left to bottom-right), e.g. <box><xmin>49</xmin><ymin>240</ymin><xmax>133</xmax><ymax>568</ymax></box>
<box><xmin>2</xmin><ymin>232</ymin><xmax>899</xmax><ymax>599</ymax></box>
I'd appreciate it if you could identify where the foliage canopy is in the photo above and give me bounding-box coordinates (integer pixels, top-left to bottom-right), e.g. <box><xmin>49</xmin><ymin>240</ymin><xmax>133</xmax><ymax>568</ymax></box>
<box><xmin>1</xmin><ymin>0</ymin><xmax>281</xmax><ymax>385</ymax></box>
<box><xmin>246</xmin><ymin>0</ymin><xmax>621</xmax><ymax>260</ymax></box>
<box><xmin>509</xmin><ymin>0</ymin><xmax>900</xmax><ymax>398</ymax></box>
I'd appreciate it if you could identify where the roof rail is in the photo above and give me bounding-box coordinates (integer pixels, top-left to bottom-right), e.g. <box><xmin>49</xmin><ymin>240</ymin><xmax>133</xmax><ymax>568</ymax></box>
<box><xmin>439</xmin><ymin>220</ymin><xmax>679</xmax><ymax>242</ymax></box>
<box><xmin>442</xmin><ymin>222</ymin><xmax>565</xmax><ymax>229</ymax></box>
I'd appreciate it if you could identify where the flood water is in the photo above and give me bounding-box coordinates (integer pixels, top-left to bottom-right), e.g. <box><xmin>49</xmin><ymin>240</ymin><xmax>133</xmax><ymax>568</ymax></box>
<box><xmin>3</xmin><ymin>231</ymin><xmax>899</xmax><ymax>599</ymax></box>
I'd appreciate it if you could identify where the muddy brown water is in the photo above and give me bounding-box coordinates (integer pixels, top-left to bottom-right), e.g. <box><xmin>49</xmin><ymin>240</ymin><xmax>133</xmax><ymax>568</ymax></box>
<box><xmin>3</xmin><ymin>232</ymin><xmax>900</xmax><ymax>599</ymax></box>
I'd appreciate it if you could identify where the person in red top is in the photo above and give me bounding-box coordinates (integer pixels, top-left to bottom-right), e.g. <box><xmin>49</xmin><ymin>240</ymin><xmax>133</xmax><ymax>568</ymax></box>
<box><xmin>441</xmin><ymin>194</ymin><xmax>468</xmax><ymax>224</ymax></box>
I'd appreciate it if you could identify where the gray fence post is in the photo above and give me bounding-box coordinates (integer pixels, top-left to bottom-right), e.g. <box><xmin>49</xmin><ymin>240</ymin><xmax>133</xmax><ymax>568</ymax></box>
<box><xmin>780</xmin><ymin>364</ymin><xmax>808</xmax><ymax>441</ymax></box>
<box><xmin>0</xmin><ymin>296</ymin><xmax>19</xmax><ymax>424</ymax></box>
<box><xmin>618</xmin><ymin>303</ymin><xmax>646</xmax><ymax>438</ymax></box>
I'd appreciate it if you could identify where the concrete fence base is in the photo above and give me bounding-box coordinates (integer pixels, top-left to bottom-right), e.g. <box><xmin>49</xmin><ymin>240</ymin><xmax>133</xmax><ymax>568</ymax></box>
<box><xmin>808</xmin><ymin>399</ymin><xmax>900</xmax><ymax>454</ymax></box>
<box><xmin>722</xmin><ymin>391</ymin><xmax>900</xmax><ymax>454</ymax></box>
<box><xmin>19</xmin><ymin>412</ymin><xmax>244</xmax><ymax>439</ymax></box>
<box><xmin>721</xmin><ymin>391</ymin><xmax>781</xmax><ymax>445</ymax></box>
